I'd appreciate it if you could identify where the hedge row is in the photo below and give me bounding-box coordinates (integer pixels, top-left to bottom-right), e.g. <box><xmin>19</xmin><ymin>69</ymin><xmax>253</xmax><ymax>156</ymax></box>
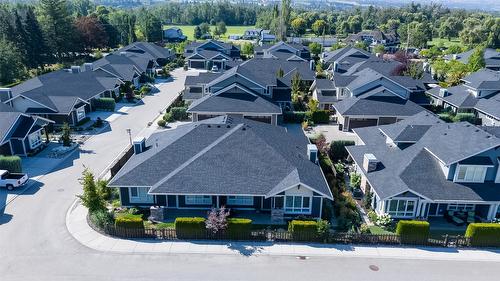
<box><xmin>0</xmin><ymin>155</ymin><xmax>22</xmax><ymax>173</ymax></box>
<box><xmin>169</xmin><ymin>107</ymin><xmax>188</xmax><ymax>121</ymax></box>
<box><xmin>465</xmin><ymin>223</ymin><xmax>500</xmax><ymax>247</ymax></box>
<box><xmin>175</xmin><ymin>217</ymin><xmax>206</xmax><ymax>239</ymax></box>
<box><xmin>227</xmin><ymin>218</ymin><xmax>253</xmax><ymax>240</ymax></box>
<box><xmin>115</xmin><ymin>213</ymin><xmax>144</xmax><ymax>229</ymax></box>
<box><xmin>288</xmin><ymin>220</ymin><xmax>318</xmax><ymax>241</ymax></box>
<box><xmin>93</xmin><ymin>98</ymin><xmax>116</xmax><ymax>111</ymax></box>
<box><xmin>284</xmin><ymin>111</ymin><xmax>307</xmax><ymax>123</ymax></box>
<box><xmin>396</xmin><ymin>220</ymin><xmax>430</xmax><ymax>244</ymax></box>
<box><xmin>329</xmin><ymin>140</ymin><xmax>355</xmax><ymax>162</ymax></box>
<box><xmin>283</xmin><ymin>110</ymin><xmax>330</xmax><ymax>124</ymax></box>
<box><xmin>308</xmin><ymin>110</ymin><xmax>330</xmax><ymax>124</ymax></box>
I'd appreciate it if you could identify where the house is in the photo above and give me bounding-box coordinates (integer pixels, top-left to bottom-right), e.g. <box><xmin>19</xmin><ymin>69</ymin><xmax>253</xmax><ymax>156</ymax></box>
<box><xmin>183</xmin><ymin>72</ymin><xmax>223</xmax><ymax>102</ymax></box>
<box><xmin>287</xmin><ymin>37</ymin><xmax>338</xmax><ymax>48</ymax></box>
<box><xmin>444</xmin><ymin>48</ymin><xmax>500</xmax><ymax>71</ymax></box>
<box><xmin>321</xmin><ymin>46</ymin><xmax>400</xmax><ymax>75</ymax></box>
<box><xmin>260</xmin><ymin>30</ymin><xmax>276</xmax><ymax>43</ymax></box>
<box><xmin>310</xmin><ymin>67</ymin><xmax>429</xmax><ymax>131</ymax></box>
<box><xmin>346</xmin><ymin>111</ymin><xmax>500</xmax><ymax>222</ymax></box>
<box><xmin>0</xmin><ymin>102</ymin><xmax>52</xmax><ymax>156</ymax></box>
<box><xmin>115</xmin><ymin>42</ymin><xmax>175</xmax><ymax>67</ymax></box>
<box><xmin>345</xmin><ymin>29</ymin><xmax>400</xmax><ymax>53</ymax></box>
<box><xmin>163</xmin><ymin>27</ymin><xmax>187</xmax><ymax>42</ymax></box>
<box><xmin>3</xmin><ymin>67</ymin><xmax>122</xmax><ymax>126</ymax></box>
<box><xmin>427</xmin><ymin>69</ymin><xmax>500</xmax><ymax>126</ymax></box>
<box><xmin>108</xmin><ymin>116</ymin><xmax>333</xmax><ymax>220</ymax></box>
<box><xmin>184</xmin><ymin>40</ymin><xmax>240</xmax><ymax>70</ymax></box>
<box><xmin>255</xmin><ymin>41</ymin><xmax>311</xmax><ymax>60</ymax></box>
<box><xmin>242</xmin><ymin>28</ymin><xmax>263</xmax><ymax>40</ymax></box>
<box><xmin>184</xmin><ymin>56</ymin><xmax>316</xmax><ymax>125</ymax></box>
<box><xmin>92</xmin><ymin>54</ymin><xmax>144</xmax><ymax>87</ymax></box>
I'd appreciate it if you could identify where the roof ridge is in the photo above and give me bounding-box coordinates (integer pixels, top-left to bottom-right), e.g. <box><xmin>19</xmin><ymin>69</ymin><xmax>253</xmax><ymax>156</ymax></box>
<box><xmin>150</xmin><ymin>124</ymin><xmax>244</xmax><ymax>190</ymax></box>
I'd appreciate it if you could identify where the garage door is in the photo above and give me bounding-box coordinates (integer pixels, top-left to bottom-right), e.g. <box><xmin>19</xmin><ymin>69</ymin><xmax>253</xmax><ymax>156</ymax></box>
<box><xmin>198</xmin><ymin>114</ymin><xmax>222</xmax><ymax>121</ymax></box>
<box><xmin>348</xmin><ymin>118</ymin><xmax>378</xmax><ymax>130</ymax></box>
<box><xmin>190</xmin><ymin>60</ymin><xmax>205</xmax><ymax>69</ymax></box>
<box><xmin>244</xmin><ymin>116</ymin><xmax>272</xmax><ymax>124</ymax></box>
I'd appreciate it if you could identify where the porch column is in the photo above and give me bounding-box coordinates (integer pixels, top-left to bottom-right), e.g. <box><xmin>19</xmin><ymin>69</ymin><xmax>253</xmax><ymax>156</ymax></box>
<box><xmin>420</xmin><ymin>202</ymin><xmax>428</xmax><ymax>218</ymax></box>
<box><xmin>216</xmin><ymin>196</ymin><xmax>220</xmax><ymax>208</ymax></box>
<box><xmin>487</xmin><ymin>204</ymin><xmax>499</xmax><ymax>221</ymax></box>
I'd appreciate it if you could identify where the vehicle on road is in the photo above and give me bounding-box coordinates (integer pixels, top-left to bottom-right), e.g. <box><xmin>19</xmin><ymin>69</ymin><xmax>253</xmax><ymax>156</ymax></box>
<box><xmin>0</xmin><ymin>170</ymin><xmax>29</xmax><ymax>190</ymax></box>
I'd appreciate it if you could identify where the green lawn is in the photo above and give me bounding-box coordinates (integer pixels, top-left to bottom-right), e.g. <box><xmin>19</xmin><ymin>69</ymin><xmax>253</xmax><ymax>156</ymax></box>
<box><xmin>164</xmin><ymin>25</ymin><xmax>254</xmax><ymax>41</ymax></box>
<box><xmin>427</xmin><ymin>37</ymin><xmax>464</xmax><ymax>49</ymax></box>
<box><xmin>368</xmin><ymin>225</ymin><xmax>394</xmax><ymax>235</ymax></box>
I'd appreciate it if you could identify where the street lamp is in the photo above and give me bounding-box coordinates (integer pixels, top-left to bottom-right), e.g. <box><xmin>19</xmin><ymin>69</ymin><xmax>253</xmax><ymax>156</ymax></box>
<box><xmin>126</xmin><ymin>128</ymin><xmax>132</xmax><ymax>145</ymax></box>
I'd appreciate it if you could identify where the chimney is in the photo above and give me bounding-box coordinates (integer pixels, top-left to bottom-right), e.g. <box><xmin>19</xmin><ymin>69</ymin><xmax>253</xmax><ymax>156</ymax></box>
<box><xmin>307</xmin><ymin>144</ymin><xmax>318</xmax><ymax>164</ymax></box>
<box><xmin>0</xmin><ymin>88</ymin><xmax>13</xmax><ymax>103</ymax></box>
<box><xmin>309</xmin><ymin>60</ymin><xmax>315</xmax><ymax>71</ymax></box>
<box><xmin>133</xmin><ymin>137</ymin><xmax>146</xmax><ymax>154</ymax></box>
<box><xmin>83</xmin><ymin>63</ymin><xmax>93</xmax><ymax>72</ymax></box>
<box><xmin>363</xmin><ymin>153</ymin><xmax>379</xmax><ymax>172</ymax></box>
<box><xmin>439</xmin><ymin>88</ymin><xmax>448</xmax><ymax>97</ymax></box>
<box><xmin>70</xmin><ymin>66</ymin><xmax>80</xmax><ymax>74</ymax></box>
<box><xmin>120</xmin><ymin>51</ymin><xmax>127</xmax><ymax>56</ymax></box>
<box><xmin>333</xmin><ymin>61</ymin><xmax>339</xmax><ymax>72</ymax></box>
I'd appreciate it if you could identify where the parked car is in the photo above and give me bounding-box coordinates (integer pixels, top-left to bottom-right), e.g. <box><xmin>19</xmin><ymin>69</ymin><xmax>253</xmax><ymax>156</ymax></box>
<box><xmin>0</xmin><ymin>170</ymin><xmax>29</xmax><ymax>190</ymax></box>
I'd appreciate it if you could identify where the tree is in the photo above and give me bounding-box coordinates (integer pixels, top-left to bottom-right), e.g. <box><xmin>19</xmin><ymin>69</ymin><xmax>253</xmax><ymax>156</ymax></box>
<box><xmin>241</xmin><ymin>42</ymin><xmax>254</xmax><ymax>56</ymax></box>
<box><xmin>199</xmin><ymin>22</ymin><xmax>211</xmax><ymax>35</ymax></box>
<box><xmin>24</xmin><ymin>7</ymin><xmax>46</xmax><ymax>68</ymax></box>
<box><xmin>291</xmin><ymin>72</ymin><xmax>302</xmax><ymax>97</ymax></box>
<box><xmin>74</xmin><ymin>16</ymin><xmax>108</xmax><ymax>51</ymax></box>
<box><xmin>276</xmin><ymin>67</ymin><xmax>284</xmax><ymax>78</ymax></box>
<box><xmin>459</xmin><ymin>18</ymin><xmax>487</xmax><ymax>47</ymax></box>
<box><xmin>347</xmin><ymin>15</ymin><xmax>362</xmax><ymax>34</ymax></box>
<box><xmin>312</xmin><ymin>19</ymin><xmax>328</xmax><ymax>36</ymax></box>
<box><xmin>438</xmin><ymin>17</ymin><xmax>463</xmax><ymax>40</ymax></box>
<box><xmin>290</xmin><ymin>17</ymin><xmax>307</xmax><ymax>37</ymax></box>
<box><xmin>309</xmin><ymin>42</ymin><xmax>322</xmax><ymax>58</ymax></box>
<box><xmin>108</xmin><ymin>10</ymin><xmax>136</xmax><ymax>45</ymax></box>
<box><xmin>214</xmin><ymin>21</ymin><xmax>227</xmax><ymax>38</ymax></box>
<box><xmin>60</xmin><ymin>122</ymin><xmax>72</xmax><ymax>146</ymax></box>
<box><xmin>279</xmin><ymin>0</ymin><xmax>292</xmax><ymax>40</ymax></box>
<box><xmin>205</xmin><ymin>206</ymin><xmax>229</xmax><ymax>234</ymax></box>
<box><xmin>467</xmin><ymin>46</ymin><xmax>485</xmax><ymax>72</ymax></box>
<box><xmin>78</xmin><ymin>168</ymin><xmax>106</xmax><ymax>213</ymax></box>
<box><xmin>193</xmin><ymin>25</ymin><xmax>202</xmax><ymax>39</ymax></box>
<box><xmin>0</xmin><ymin>38</ymin><xmax>25</xmax><ymax>85</ymax></box>
<box><xmin>373</xmin><ymin>44</ymin><xmax>385</xmax><ymax>54</ymax></box>
<box><xmin>403</xmin><ymin>62</ymin><xmax>424</xmax><ymax>79</ymax></box>
<box><xmin>38</xmin><ymin>0</ymin><xmax>78</xmax><ymax>60</ymax></box>
<box><xmin>137</xmin><ymin>10</ymin><xmax>162</xmax><ymax>42</ymax></box>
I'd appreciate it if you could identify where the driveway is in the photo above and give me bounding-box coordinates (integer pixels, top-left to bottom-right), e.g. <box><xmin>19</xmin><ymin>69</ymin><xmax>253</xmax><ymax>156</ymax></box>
<box><xmin>305</xmin><ymin>124</ymin><xmax>359</xmax><ymax>144</ymax></box>
<box><xmin>1</xmin><ymin>68</ymin><xmax>500</xmax><ymax>281</ymax></box>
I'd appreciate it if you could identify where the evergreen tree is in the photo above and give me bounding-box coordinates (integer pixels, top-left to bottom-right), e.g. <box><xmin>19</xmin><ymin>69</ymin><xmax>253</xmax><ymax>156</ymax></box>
<box><xmin>38</xmin><ymin>0</ymin><xmax>77</xmax><ymax>60</ymax></box>
<box><xmin>78</xmin><ymin>168</ymin><xmax>106</xmax><ymax>213</ymax></box>
<box><xmin>0</xmin><ymin>38</ymin><xmax>25</xmax><ymax>85</ymax></box>
<box><xmin>24</xmin><ymin>7</ymin><xmax>46</xmax><ymax>68</ymax></box>
<box><xmin>193</xmin><ymin>25</ymin><xmax>202</xmax><ymax>40</ymax></box>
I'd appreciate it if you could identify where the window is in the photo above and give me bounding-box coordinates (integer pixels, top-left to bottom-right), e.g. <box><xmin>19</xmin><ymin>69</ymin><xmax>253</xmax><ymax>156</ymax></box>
<box><xmin>185</xmin><ymin>195</ymin><xmax>212</xmax><ymax>205</ymax></box>
<box><xmin>455</xmin><ymin>165</ymin><xmax>487</xmax><ymax>183</ymax></box>
<box><xmin>129</xmin><ymin>187</ymin><xmax>153</xmax><ymax>204</ymax></box>
<box><xmin>284</xmin><ymin>196</ymin><xmax>311</xmax><ymax>214</ymax></box>
<box><xmin>448</xmin><ymin>203</ymin><xmax>475</xmax><ymax>212</ymax></box>
<box><xmin>227</xmin><ymin>196</ymin><xmax>254</xmax><ymax>206</ymax></box>
<box><xmin>386</xmin><ymin>199</ymin><xmax>416</xmax><ymax>217</ymax></box>
<box><xmin>76</xmin><ymin>106</ymin><xmax>86</xmax><ymax>122</ymax></box>
<box><xmin>28</xmin><ymin>131</ymin><xmax>42</xmax><ymax>149</ymax></box>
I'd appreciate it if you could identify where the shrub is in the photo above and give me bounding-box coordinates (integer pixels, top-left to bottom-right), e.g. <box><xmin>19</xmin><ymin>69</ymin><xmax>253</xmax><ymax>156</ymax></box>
<box><xmin>367</xmin><ymin>210</ymin><xmax>378</xmax><ymax>223</ymax></box>
<box><xmin>329</xmin><ymin>140</ymin><xmax>355</xmax><ymax>161</ymax></box>
<box><xmin>349</xmin><ymin>173</ymin><xmax>361</xmax><ymax>189</ymax></box>
<box><xmin>175</xmin><ymin>217</ymin><xmax>206</xmax><ymax>239</ymax></box>
<box><xmin>140</xmin><ymin>85</ymin><xmax>151</xmax><ymax>95</ymax></box>
<box><xmin>97</xmin><ymin>179</ymin><xmax>111</xmax><ymax>200</ymax></box>
<box><xmin>438</xmin><ymin>113</ymin><xmax>453</xmax><ymax>123</ymax></box>
<box><xmin>94</xmin><ymin>117</ymin><xmax>104</xmax><ymax>128</ymax></box>
<box><xmin>115</xmin><ymin>213</ymin><xmax>144</xmax><ymax>229</ymax></box>
<box><xmin>453</xmin><ymin>113</ymin><xmax>478</xmax><ymax>124</ymax></box>
<box><xmin>288</xmin><ymin>220</ymin><xmax>318</xmax><ymax>241</ymax></box>
<box><xmin>334</xmin><ymin>162</ymin><xmax>345</xmax><ymax>176</ymax></box>
<box><xmin>170</xmin><ymin>107</ymin><xmax>188</xmax><ymax>121</ymax></box>
<box><xmin>157</xmin><ymin>119</ymin><xmax>166</xmax><ymax>127</ymax></box>
<box><xmin>310</xmin><ymin>110</ymin><xmax>330</xmax><ymax>124</ymax></box>
<box><xmin>283</xmin><ymin>111</ymin><xmax>307</xmax><ymax>123</ymax></box>
<box><xmin>90</xmin><ymin>210</ymin><xmax>114</xmax><ymax>229</ymax></box>
<box><xmin>316</xmin><ymin>219</ymin><xmax>331</xmax><ymax>242</ymax></box>
<box><xmin>0</xmin><ymin>155</ymin><xmax>22</xmax><ymax>173</ymax></box>
<box><xmin>226</xmin><ymin>218</ymin><xmax>252</xmax><ymax>240</ymax></box>
<box><xmin>465</xmin><ymin>223</ymin><xmax>500</xmax><ymax>247</ymax></box>
<box><xmin>93</xmin><ymin>98</ymin><xmax>116</xmax><ymax>111</ymax></box>
<box><xmin>163</xmin><ymin>112</ymin><xmax>174</xmax><ymax>122</ymax></box>
<box><xmin>375</xmin><ymin>214</ymin><xmax>392</xmax><ymax>227</ymax></box>
<box><xmin>396</xmin><ymin>220</ymin><xmax>430</xmax><ymax>244</ymax></box>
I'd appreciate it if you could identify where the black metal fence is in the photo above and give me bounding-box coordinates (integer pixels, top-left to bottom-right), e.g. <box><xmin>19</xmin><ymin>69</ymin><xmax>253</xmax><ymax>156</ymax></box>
<box><xmin>98</xmin><ymin>225</ymin><xmax>496</xmax><ymax>248</ymax></box>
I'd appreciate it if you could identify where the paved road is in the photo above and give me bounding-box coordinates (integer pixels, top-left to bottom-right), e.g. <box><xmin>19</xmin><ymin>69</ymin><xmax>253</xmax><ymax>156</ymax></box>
<box><xmin>1</xmin><ymin>69</ymin><xmax>500</xmax><ymax>281</ymax></box>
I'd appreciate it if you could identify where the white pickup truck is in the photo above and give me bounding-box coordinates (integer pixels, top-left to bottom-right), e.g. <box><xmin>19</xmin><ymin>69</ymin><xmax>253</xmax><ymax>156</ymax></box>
<box><xmin>0</xmin><ymin>170</ymin><xmax>29</xmax><ymax>190</ymax></box>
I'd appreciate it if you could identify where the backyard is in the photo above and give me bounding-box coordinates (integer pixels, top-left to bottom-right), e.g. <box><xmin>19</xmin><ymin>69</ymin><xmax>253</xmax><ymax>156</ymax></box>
<box><xmin>427</xmin><ymin>37</ymin><xmax>465</xmax><ymax>49</ymax></box>
<box><xmin>164</xmin><ymin>25</ymin><xmax>254</xmax><ymax>40</ymax></box>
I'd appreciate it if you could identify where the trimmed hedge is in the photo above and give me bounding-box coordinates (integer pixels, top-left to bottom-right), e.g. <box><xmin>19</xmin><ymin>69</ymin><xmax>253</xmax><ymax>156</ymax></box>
<box><xmin>288</xmin><ymin>220</ymin><xmax>318</xmax><ymax>241</ymax></box>
<box><xmin>453</xmin><ymin>113</ymin><xmax>478</xmax><ymax>124</ymax></box>
<box><xmin>309</xmin><ymin>110</ymin><xmax>330</xmax><ymax>124</ymax></box>
<box><xmin>283</xmin><ymin>111</ymin><xmax>307</xmax><ymax>123</ymax></box>
<box><xmin>465</xmin><ymin>223</ymin><xmax>500</xmax><ymax>247</ymax></box>
<box><xmin>0</xmin><ymin>155</ymin><xmax>22</xmax><ymax>173</ymax></box>
<box><xmin>175</xmin><ymin>217</ymin><xmax>206</xmax><ymax>239</ymax></box>
<box><xmin>93</xmin><ymin>98</ymin><xmax>116</xmax><ymax>111</ymax></box>
<box><xmin>115</xmin><ymin>213</ymin><xmax>144</xmax><ymax>229</ymax></box>
<box><xmin>329</xmin><ymin>140</ymin><xmax>355</xmax><ymax>161</ymax></box>
<box><xmin>396</xmin><ymin>220</ymin><xmax>430</xmax><ymax>244</ymax></box>
<box><xmin>227</xmin><ymin>218</ymin><xmax>252</xmax><ymax>240</ymax></box>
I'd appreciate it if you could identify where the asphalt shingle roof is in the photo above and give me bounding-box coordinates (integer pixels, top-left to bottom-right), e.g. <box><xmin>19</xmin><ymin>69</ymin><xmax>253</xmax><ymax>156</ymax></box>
<box><xmin>109</xmin><ymin>117</ymin><xmax>332</xmax><ymax>199</ymax></box>
<box><xmin>333</xmin><ymin>95</ymin><xmax>424</xmax><ymax>117</ymax></box>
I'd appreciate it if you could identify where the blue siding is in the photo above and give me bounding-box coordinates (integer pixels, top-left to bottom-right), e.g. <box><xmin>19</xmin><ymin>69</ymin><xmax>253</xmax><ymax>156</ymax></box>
<box><xmin>167</xmin><ymin>195</ymin><xmax>177</xmax><ymax>208</ymax></box>
<box><xmin>156</xmin><ymin>195</ymin><xmax>167</xmax><ymax>206</ymax></box>
<box><xmin>178</xmin><ymin>195</ymin><xmax>215</xmax><ymax>208</ymax></box>
<box><xmin>311</xmin><ymin>197</ymin><xmax>322</xmax><ymax>217</ymax></box>
<box><xmin>119</xmin><ymin>187</ymin><xmax>130</xmax><ymax>206</ymax></box>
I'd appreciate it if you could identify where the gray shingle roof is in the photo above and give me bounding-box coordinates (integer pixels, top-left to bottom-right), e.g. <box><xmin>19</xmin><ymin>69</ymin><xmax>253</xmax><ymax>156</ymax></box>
<box><xmin>333</xmin><ymin>94</ymin><xmax>424</xmax><ymax>117</ymax></box>
<box><xmin>109</xmin><ymin>116</ymin><xmax>332</xmax><ymax>199</ymax></box>
<box><xmin>0</xmin><ymin>104</ymin><xmax>21</xmax><ymax>143</ymax></box>
<box><xmin>116</xmin><ymin>42</ymin><xmax>174</xmax><ymax>61</ymax></box>
<box><xmin>347</xmin><ymin>112</ymin><xmax>500</xmax><ymax>201</ymax></box>
<box><xmin>462</xmin><ymin>68</ymin><xmax>500</xmax><ymax>89</ymax></box>
<box><xmin>444</xmin><ymin>48</ymin><xmax>500</xmax><ymax>68</ymax></box>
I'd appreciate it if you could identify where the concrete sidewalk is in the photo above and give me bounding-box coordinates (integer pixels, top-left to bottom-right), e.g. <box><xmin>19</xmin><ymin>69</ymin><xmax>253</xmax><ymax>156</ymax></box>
<box><xmin>66</xmin><ymin>200</ymin><xmax>500</xmax><ymax>261</ymax></box>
